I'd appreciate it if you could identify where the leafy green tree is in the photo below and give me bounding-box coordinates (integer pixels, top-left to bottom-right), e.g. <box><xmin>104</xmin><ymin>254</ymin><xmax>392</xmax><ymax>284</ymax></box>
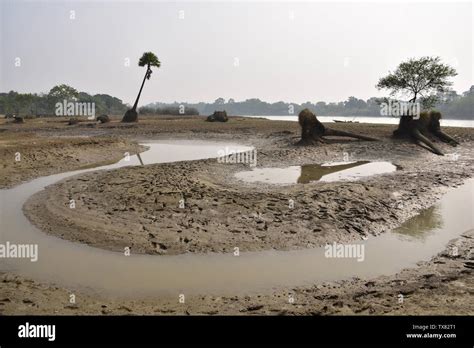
<box><xmin>48</xmin><ymin>84</ymin><xmax>78</xmax><ymax>101</ymax></box>
<box><xmin>122</xmin><ymin>52</ymin><xmax>161</xmax><ymax>122</ymax></box>
<box><xmin>376</xmin><ymin>56</ymin><xmax>457</xmax><ymax>109</ymax></box>
<box><xmin>1</xmin><ymin>91</ymin><xmax>19</xmax><ymax>114</ymax></box>
<box><xmin>93</xmin><ymin>94</ymin><xmax>127</xmax><ymax>114</ymax></box>
<box><xmin>214</xmin><ymin>97</ymin><xmax>225</xmax><ymax>105</ymax></box>
<box><xmin>47</xmin><ymin>84</ymin><xmax>79</xmax><ymax>113</ymax></box>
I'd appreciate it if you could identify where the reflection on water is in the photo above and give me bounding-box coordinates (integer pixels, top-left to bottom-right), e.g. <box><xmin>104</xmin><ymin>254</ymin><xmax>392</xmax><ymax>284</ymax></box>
<box><xmin>235</xmin><ymin>161</ymin><xmax>397</xmax><ymax>185</ymax></box>
<box><xmin>393</xmin><ymin>206</ymin><xmax>443</xmax><ymax>241</ymax></box>
<box><xmin>298</xmin><ymin>161</ymin><xmax>370</xmax><ymax>183</ymax></box>
<box><xmin>138</xmin><ymin>140</ymin><xmax>253</xmax><ymax>165</ymax></box>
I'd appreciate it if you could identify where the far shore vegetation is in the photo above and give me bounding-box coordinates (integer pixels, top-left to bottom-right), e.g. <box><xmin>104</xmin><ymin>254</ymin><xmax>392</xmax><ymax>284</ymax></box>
<box><xmin>1</xmin><ymin>84</ymin><xmax>473</xmax><ymax>119</ymax></box>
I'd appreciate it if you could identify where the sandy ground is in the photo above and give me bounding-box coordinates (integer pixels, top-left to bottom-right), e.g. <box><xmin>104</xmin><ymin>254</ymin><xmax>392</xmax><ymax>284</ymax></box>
<box><xmin>0</xmin><ymin>115</ymin><xmax>473</xmax><ymax>315</ymax></box>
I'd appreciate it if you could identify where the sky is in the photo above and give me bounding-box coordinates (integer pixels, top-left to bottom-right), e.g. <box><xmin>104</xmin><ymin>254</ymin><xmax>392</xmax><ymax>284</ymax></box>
<box><xmin>0</xmin><ymin>0</ymin><xmax>472</xmax><ymax>105</ymax></box>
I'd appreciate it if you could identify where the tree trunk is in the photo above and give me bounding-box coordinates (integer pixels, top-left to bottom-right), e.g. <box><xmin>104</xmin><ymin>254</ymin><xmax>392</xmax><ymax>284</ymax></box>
<box><xmin>122</xmin><ymin>64</ymin><xmax>150</xmax><ymax>122</ymax></box>
<box><xmin>411</xmin><ymin>128</ymin><xmax>444</xmax><ymax>156</ymax></box>
<box><xmin>132</xmin><ymin>65</ymin><xmax>150</xmax><ymax>111</ymax></box>
<box><xmin>323</xmin><ymin>128</ymin><xmax>378</xmax><ymax>141</ymax></box>
<box><xmin>296</xmin><ymin>109</ymin><xmax>379</xmax><ymax>145</ymax></box>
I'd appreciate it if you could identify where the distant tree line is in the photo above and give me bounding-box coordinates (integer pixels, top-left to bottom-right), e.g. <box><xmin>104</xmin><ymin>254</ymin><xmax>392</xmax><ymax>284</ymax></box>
<box><xmin>138</xmin><ymin>105</ymin><xmax>199</xmax><ymax>116</ymax></box>
<box><xmin>0</xmin><ymin>84</ymin><xmax>197</xmax><ymax>117</ymax></box>
<box><xmin>435</xmin><ymin>87</ymin><xmax>474</xmax><ymax>119</ymax></box>
<box><xmin>2</xmin><ymin>85</ymin><xmax>472</xmax><ymax>119</ymax></box>
<box><xmin>0</xmin><ymin>84</ymin><xmax>128</xmax><ymax>116</ymax></box>
<box><xmin>146</xmin><ymin>86</ymin><xmax>473</xmax><ymax>119</ymax></box>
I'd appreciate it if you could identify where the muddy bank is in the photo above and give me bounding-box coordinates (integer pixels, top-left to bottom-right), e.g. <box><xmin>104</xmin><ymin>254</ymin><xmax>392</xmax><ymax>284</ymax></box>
<box><xmin>1</xmin><ymin>229</ymin><xmax>472</xmax><ymax>315</ymax></box>
<box><xmin>0</xmin><ymin>133</ymin><xmax>144</xmax><ymax>189</ymax></box>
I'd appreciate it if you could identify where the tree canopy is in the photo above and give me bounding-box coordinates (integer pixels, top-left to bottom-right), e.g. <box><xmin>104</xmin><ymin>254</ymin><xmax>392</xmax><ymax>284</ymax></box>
<box><xmin>138</xmin><ymin>52</ymin><xmax>161</xmax><ymax>81</ymax></box>
<box><xmin>376</xmin><ymin>56</ymin><xmax>457</xmax><ymax>108</ymax></box>
<box><xmin>48</xmin><ymin>84</ymin><xmax>79</xmax><ymax>101</ymax></box>
<box><xmin>0</xmin><ymin>84</ymin><xmax>127</xmax><ymax>116</ymax></box>
<box><xmin>138</xmin><ymin>52</ymin><xmax>161</xmax><ymax>68</ymax></box>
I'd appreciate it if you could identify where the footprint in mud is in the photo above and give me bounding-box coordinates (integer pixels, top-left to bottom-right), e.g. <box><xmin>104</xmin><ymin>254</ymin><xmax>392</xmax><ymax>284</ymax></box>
<box><xmin>147</xmin><ymin>233</ymin><xmax>168</xmax><ymax>254</ymax></box>
<box><xmin>178</xmin><ymin>236</ymin><xmax>191</xmax><ymax>244</ymax></box>
<box><xmin>463</xmin><ymin>261</ymin><xmax>474</xmax><ymax>269</ymax></box>
<box><xmin>151</xmin><ymin>241</ymin><xmax>168</xmax><ymax>254</ymax></box>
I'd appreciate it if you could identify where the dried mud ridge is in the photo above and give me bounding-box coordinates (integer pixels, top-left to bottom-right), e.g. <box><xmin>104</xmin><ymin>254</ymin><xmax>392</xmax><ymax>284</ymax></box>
<box><xmin>1</xmin><ymin>229</ymin><xmax>472</xmax><ymax>315</ymax></box>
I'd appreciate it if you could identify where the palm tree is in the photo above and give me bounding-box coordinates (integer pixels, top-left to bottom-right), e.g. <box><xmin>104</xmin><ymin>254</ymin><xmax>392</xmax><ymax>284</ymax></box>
<box><xmin>122</xmin><ymin>52</ymin><xmax>161</xmax><ymax>122</ymax></box>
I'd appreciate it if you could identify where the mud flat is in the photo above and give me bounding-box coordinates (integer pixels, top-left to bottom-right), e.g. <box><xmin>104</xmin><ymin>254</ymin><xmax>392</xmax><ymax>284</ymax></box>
<box><xmin>0</xmin><ymin>115</ymin><xmax>473</xmax><ymax>315</ymax></box>
<box><xmin>0</xmin><ymin>132</ymin><xmax>144</xmax><ymax>188</ymax></box>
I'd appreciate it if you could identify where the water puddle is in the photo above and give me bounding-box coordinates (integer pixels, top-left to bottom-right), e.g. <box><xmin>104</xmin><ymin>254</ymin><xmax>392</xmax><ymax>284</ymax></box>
<box><xmin>235</xmin><ymin>161</ymin><xmax>397</xmax><ymax>185</ymax></box>
<box><xmin>0</xmin><ymin>141</ymin><xmax>472</xmax><ymax>298</ymax></box>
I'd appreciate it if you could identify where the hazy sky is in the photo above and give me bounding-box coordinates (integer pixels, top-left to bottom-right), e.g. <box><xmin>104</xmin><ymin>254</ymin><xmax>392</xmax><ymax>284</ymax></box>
<box><xmin>1</xmin><ymin>0</ymin><xmax>472</xmax><ymax>105</ymax></box>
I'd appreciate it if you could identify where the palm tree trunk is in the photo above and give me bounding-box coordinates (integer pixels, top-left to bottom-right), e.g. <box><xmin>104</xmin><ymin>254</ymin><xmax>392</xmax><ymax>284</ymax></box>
<box><xmin>132</xmin><ymin>64</ymin><xmax>150</xmax><ymax>111</ymax></box>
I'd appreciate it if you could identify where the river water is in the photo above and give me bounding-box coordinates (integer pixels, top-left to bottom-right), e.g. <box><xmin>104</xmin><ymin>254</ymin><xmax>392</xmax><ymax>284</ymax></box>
<box><xmin>242</xmin><ymin>115</ymin><xmax>474</xmax><ymax>128</ymax></box>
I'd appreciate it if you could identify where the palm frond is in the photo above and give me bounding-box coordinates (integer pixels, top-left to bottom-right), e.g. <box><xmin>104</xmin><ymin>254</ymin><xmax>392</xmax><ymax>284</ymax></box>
<box><xmin>138</xmin><ymin>52</ymin><xmax>161</xmax><ymax>68</ymax></box>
